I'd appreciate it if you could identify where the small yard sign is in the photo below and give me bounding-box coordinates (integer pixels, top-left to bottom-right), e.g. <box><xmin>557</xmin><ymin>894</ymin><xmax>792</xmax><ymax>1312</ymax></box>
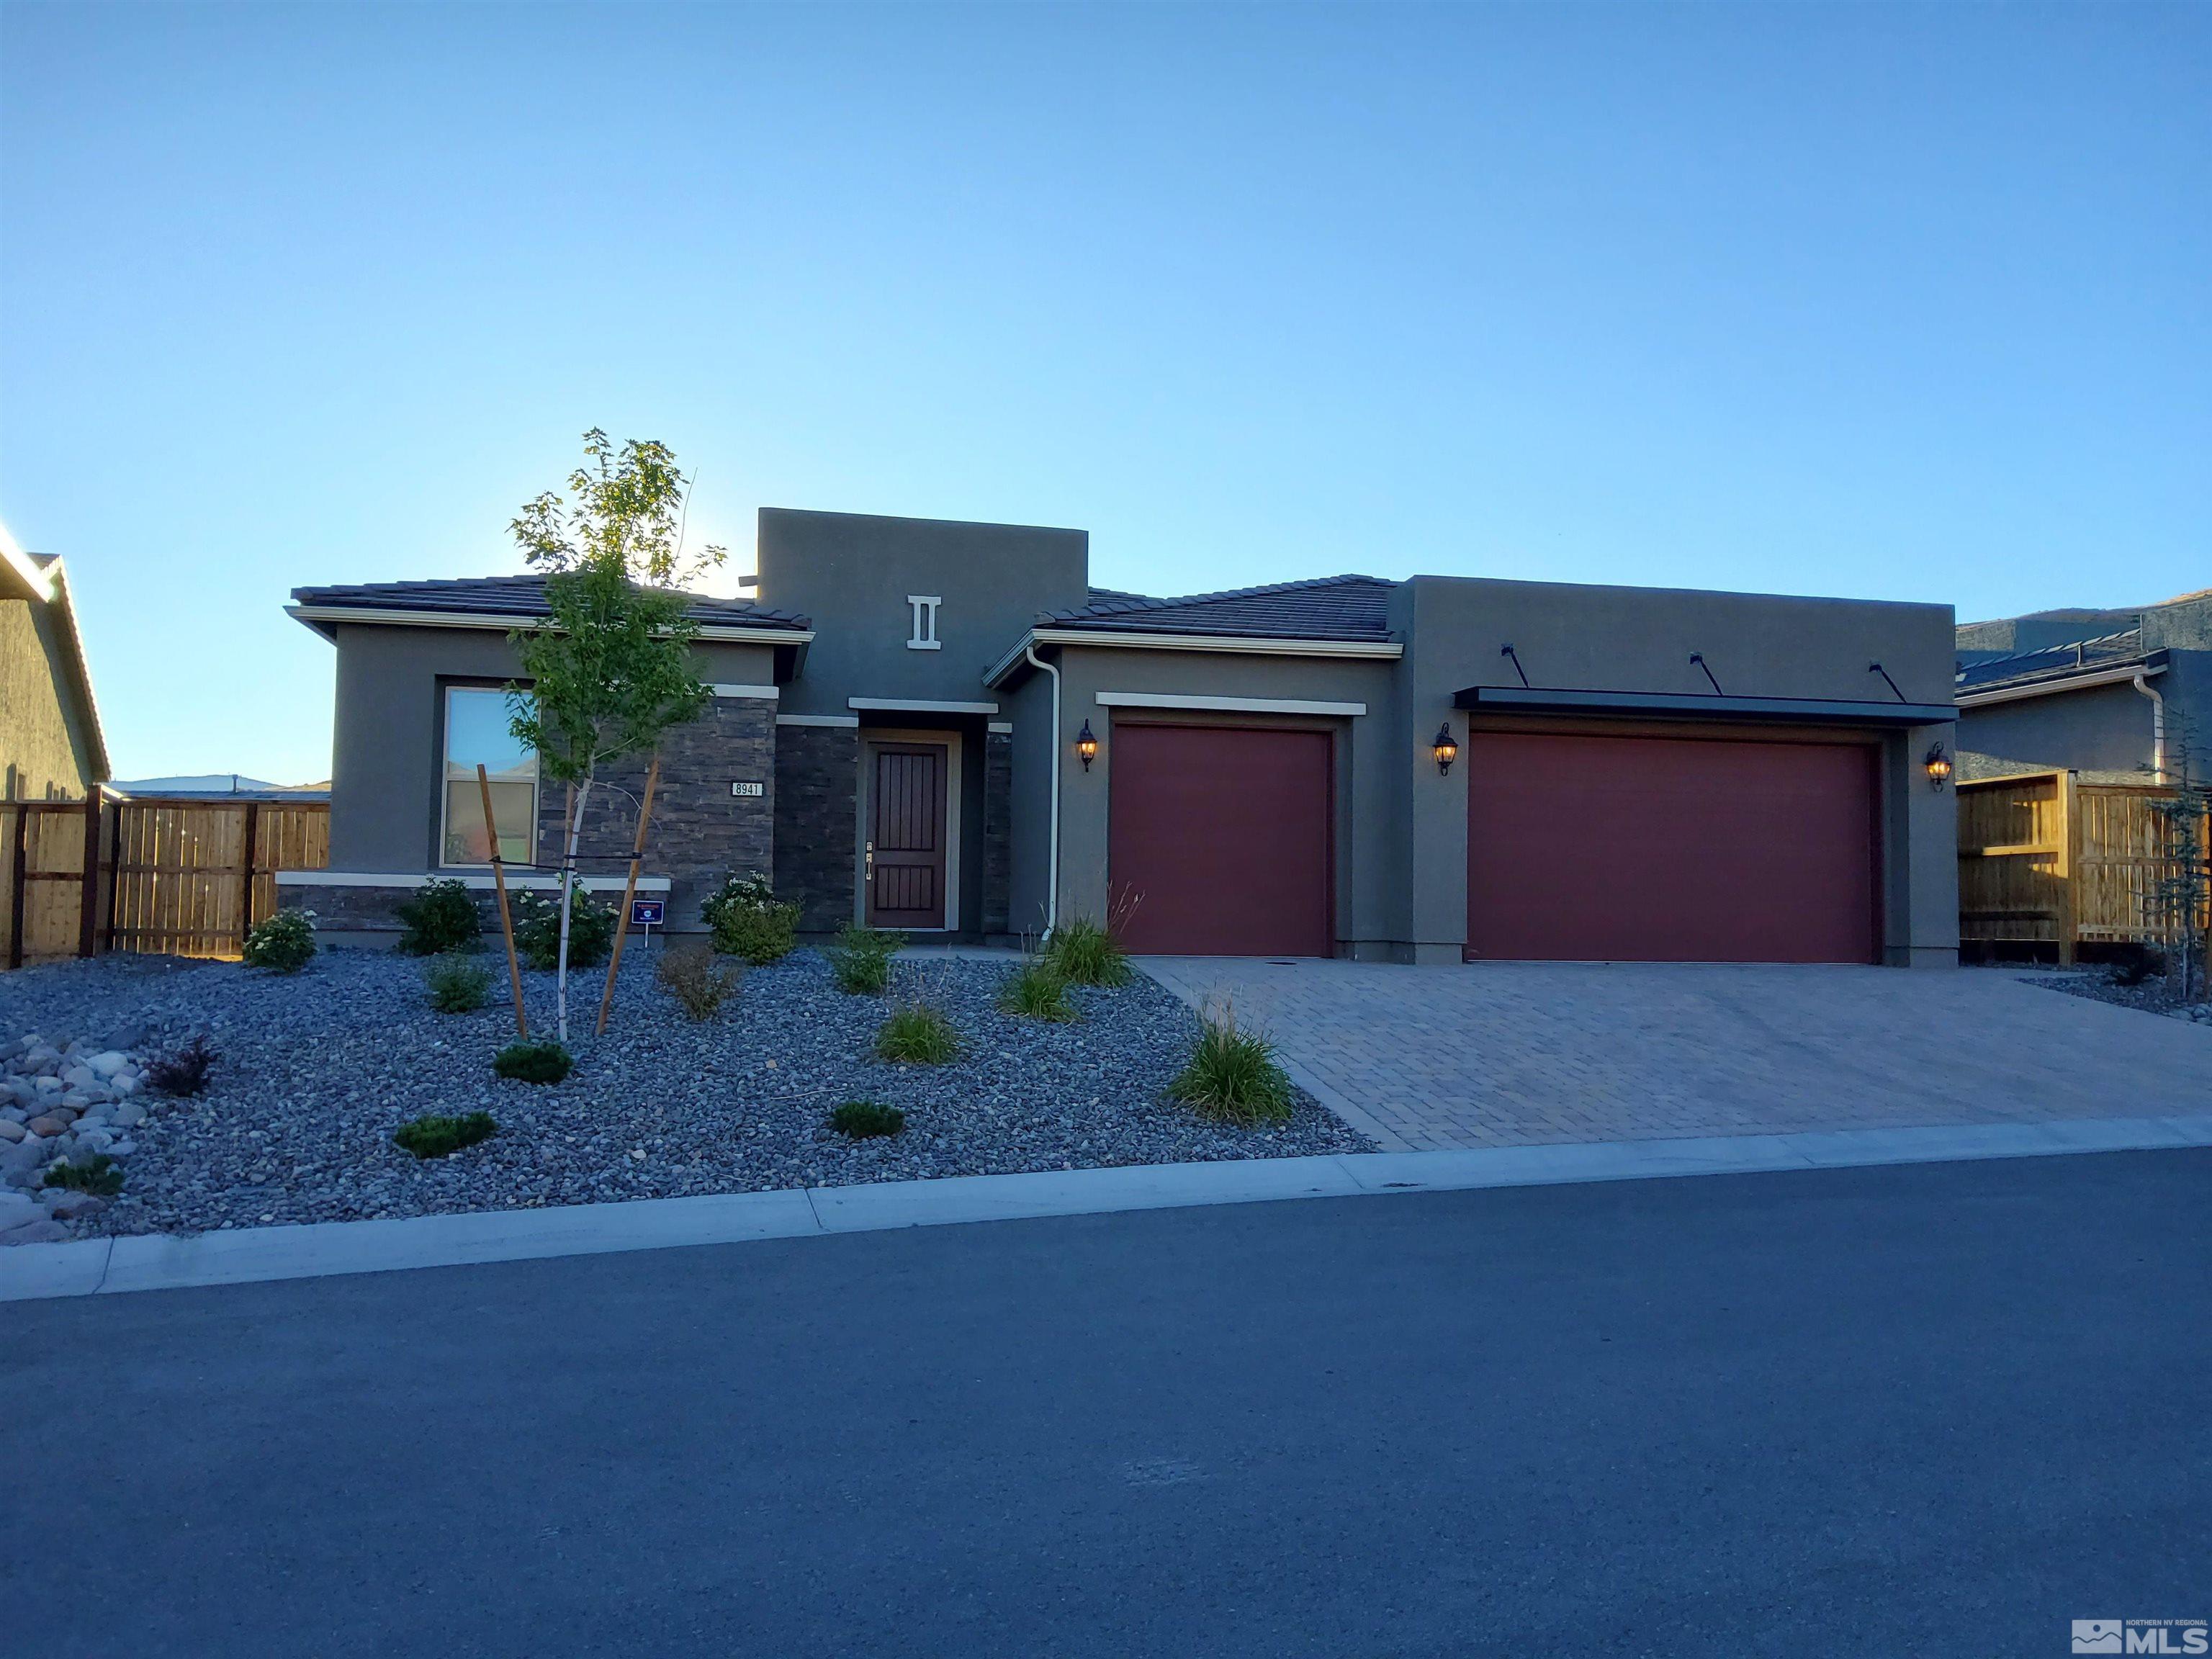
<box><xmin>730</xmin><ymin>780</ymin><xmax>764</xmax><ymax>798</ymax></box>
<box><xmin>629</xmin><ymin>898</ymin><xmax>665</xmax><ymax>928</ymax></box>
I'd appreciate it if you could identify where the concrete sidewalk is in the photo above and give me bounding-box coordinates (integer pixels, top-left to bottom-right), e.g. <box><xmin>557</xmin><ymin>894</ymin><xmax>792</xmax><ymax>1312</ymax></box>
<box><xmin>6</xmin><ymin>1110</ymin><xmax>2209</xmax><ymax>1303</ymax></box>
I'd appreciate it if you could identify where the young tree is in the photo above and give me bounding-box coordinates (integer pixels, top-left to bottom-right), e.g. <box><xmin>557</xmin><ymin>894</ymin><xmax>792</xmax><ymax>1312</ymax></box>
<box><xmin>505</xmin><ymin>430</ymin><xmax>724</xmax><ymax>1041</ymax></box>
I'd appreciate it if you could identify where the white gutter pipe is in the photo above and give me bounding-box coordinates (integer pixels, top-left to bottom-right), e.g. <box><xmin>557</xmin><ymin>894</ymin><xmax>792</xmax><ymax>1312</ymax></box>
<box><xmin>2132</xmin><ymin>671</ymin><xmax>2168</xmax><ymax>783</ymax></box>
<box><xmin>1025</xmin><ymin>644</ymin><xmax>1062</xmax><ymax>934</ymax></box>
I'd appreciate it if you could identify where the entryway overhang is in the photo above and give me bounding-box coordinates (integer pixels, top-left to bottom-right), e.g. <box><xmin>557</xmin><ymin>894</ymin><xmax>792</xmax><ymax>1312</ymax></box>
<box><xmin>1453</xmin><ymin>685</ymin><xmax>1954</xmax><ymax>727</ymax></box>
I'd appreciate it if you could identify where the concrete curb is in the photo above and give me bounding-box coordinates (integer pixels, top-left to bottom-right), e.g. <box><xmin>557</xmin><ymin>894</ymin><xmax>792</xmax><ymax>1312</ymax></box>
<box><xmin>5</xmin><ymin>1112</ymin><xmax>2210</xmax><ymax>1304</ymax></box>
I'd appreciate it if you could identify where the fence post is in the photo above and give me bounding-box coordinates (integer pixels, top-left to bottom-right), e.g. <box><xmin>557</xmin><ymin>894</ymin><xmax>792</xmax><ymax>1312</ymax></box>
<box><xmin>2056</xmin><ymin>771</ymin><xmax>2080</xmax><ymax>967</ymax></box>
<box><xmin>238</xmin><ymin>801</ymin><xmax>262</xmax><ymax>950</ymax></box>
<box><xmin>102</xmin><ymin>796</ymin><xmax>122</xmax><ymax>952</ymax></box>
<box><xmin>77</xmin><ymin>787</ymin><xmax>102</xmax><ymax>958</ymax></box>
<box><xmin>7</xmin><ymin>804</ymin><xmax>27</xmax><ymax>970</ymax></box>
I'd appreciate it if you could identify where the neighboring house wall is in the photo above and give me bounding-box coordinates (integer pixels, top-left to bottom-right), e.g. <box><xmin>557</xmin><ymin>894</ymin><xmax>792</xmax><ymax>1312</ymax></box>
<box><xmin>1955</xmin><ymin>595</ymin><xmax>2212</xmax><ymax>787</ymax></box>
<box><xmin>0</xmin><ymin>598</ymin><xmax>94</xmax><ymax>799</ymax></box>
<box><xmin>1957</xmin><ymin>681</ymin><xmax>2162</xmax><ymax>781</ymax></box>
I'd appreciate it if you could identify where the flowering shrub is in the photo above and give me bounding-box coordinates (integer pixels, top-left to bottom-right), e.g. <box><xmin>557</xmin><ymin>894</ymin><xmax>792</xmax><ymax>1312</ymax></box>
<box><xmin>510</xmin><ymin>889</ymin><xmax>616</xmax><ymax>971</ymax></box>
<box><xmin>243</xmin><ymin>908</ymin><xmax>317</xmax><ymax>974</ymax></box>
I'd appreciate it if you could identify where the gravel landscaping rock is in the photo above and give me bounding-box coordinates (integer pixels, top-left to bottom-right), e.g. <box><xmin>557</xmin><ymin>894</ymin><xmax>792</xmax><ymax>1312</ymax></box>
<box><xmin>2008</xmin><ymin>963</ymin><xmax>2212</xmax><ymax>1025</ymax></box>
<box><xmin>0</xmin><ymin>948</ymin><xmax>1370</xmax><ymax>1241</ymax></box>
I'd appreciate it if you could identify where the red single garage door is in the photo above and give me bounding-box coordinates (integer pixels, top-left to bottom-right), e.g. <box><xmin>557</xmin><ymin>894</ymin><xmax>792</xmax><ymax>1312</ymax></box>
<box><xmin>1110</xmin><ymin>723</ymin><xmax>1334</xmax><ymax>957</ymax></box>
<box><xmin>1467</xmin><ymin>731</ymin><xmax>1879</xmax><ymax>963</ymax></box>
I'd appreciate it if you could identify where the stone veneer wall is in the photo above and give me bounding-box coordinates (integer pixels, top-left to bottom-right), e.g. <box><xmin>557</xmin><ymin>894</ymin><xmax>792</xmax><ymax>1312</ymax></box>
<box><xmin>773</xmin><ymin>723</ymin><xmax>858</xmax><ymax>933</ymax></box>
<box><xmin>532</xmin><ymin>694</ymin><xmax>775</xmax><ymax>932</ymax></box>
<box><xmin>982</xmin><ymin>729</ymin><xmax>1012</xmax><ymax>938</ymax></box>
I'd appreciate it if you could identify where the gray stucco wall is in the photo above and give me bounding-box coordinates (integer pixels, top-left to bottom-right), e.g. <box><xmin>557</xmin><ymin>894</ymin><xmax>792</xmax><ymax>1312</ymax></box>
<box><xmin>1010</xmin><ymin>575</ymin><xmax>1957</xmax><ymax>966</ymax></box>
<box><xmin>756</xmin><ymin>509</ymin><xmax>1087</xmax><ymax>719</ymax></box>
<box><xmin>1958</xmin><ymin>680</ymin><xmax>2162</xmax><ymax>783</ymax></box>
<box><xmin>323</xmin><ymin>622</ymin><xmax>779</xmax><ymax>879</ymax></box>
<box><xmin>1035</xmin><ymin>647</ymin><xmax>1399</xmax><ymax>948</ymax></box>
<box><xmin>1385</xmin><ymin>577</ymin><xmax>1954</xmax><ymax>963</ymax></box>
<box><xmin>1395</xmin><ymin>576</ymin><xmax>1959</xmax><ymax>966</ymax></box>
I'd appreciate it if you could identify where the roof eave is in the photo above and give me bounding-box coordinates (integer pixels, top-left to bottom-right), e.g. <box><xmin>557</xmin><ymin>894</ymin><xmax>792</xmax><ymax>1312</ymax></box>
<box><xmin>1956</xmin><ymin>654</ymin><xmax>2167</xmax><ymax>708</ymax></box>
<box><xmin>984</xmin><ymin>626</ymin><xmax>1403</xmax><ymax>688</ymax></box>
<box><xmin>285</xmin><ymin>603</ymin><xmax>815</xmax><ymax>647</ymax></box>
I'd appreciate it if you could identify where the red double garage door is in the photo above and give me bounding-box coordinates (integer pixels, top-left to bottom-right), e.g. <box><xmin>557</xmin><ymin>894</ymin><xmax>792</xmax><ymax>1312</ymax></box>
<box><xmin>1466</xmin><ymin>730</ymin><xmax>1880</xmax><ymax>964</ymax></box>
<box><xmin>1109</xmin><ymin>722</ymin><xmax>1334</xmax><ymax>958</ymax></box>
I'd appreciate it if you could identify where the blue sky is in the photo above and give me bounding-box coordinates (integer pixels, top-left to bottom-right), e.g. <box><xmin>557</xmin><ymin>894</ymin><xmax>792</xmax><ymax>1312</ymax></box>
<box><xmin>4</xmin><ymin>2</ymin><xmax>2205</xmax><ymax>783</ymax></box>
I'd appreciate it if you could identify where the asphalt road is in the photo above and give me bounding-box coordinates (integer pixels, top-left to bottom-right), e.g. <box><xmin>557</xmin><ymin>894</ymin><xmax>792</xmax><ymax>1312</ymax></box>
<box><xmin>6</xmin><ymin>1151</ymin><xmax>2208</xmax><ymax>1658</ymax></box>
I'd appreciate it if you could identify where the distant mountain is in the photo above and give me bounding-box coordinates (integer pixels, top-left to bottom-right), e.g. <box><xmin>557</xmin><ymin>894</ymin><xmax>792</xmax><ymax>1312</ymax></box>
<box><xmin>110</xmin><ymin>774</ymin><xmax>331</xmax><ymax>798</ymax></box>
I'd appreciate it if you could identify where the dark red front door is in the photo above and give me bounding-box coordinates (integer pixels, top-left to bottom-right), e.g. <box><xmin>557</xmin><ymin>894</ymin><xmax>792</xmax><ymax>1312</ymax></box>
<box><xmin>1108</xmin><ymin>723</ymin><xmax>1333</xmax><ymax>957</ymax></box>
<box><xmin>868</xmin><ymin>743</ymin><xmax>947</xmax><ymax>929</ymax></box>
<box><xmin>1465</xmin><ymin>730</ymin><xmax>1879</xmax><ymax>963</ymax></box>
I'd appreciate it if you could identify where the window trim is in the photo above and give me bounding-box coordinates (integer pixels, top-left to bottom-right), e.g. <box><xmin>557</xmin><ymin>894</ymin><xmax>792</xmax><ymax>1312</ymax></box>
<box><xmin>438</xmin><ymin>682</ymin><xmax>539</xmax><ymax>870</ymax></box>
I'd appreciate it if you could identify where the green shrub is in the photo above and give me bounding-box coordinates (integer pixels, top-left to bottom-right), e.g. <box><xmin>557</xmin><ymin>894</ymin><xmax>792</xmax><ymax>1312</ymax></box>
<box><xmin>874</xmin><ymin>1001</ymin><xmax>960</xmax><ymax>1065</ymax></box>
<box><xmin>242</xmin><ymin>907</ymin><xmax>317</xmax><ymax>974</ymax></box>
<box><xmin>1041</xmin><ymin>916</ymin><xmax>1131</xmax><ymax>987</ymax></box>
<box><xmin>997</xmin><ymin>957</ymin><xmax>1077</xmax><ymax>1022</ymax></box>
<box><xmin>510</xmin><ymin>889</ymin><xmax>616</xmax><ymax>971</ymax></box>
<box><xmin>657</xmin><ymin>940</ymin><xmax>740</xmax><ymax>1020</ymax></box>
<box><xmin>42</xmin><ymin>1153</ymin><xmax>124</xmax><ymax>1196</ymax></box>
<box><xmin>829</xmin><ymin>1100</ymin><xmax>905</xmax><ymax>1139</ymax></box>
<box><xmin>393</xmin><ymin>1111</ymin><xmax>499</xmax><ymax>1159</ymax></box>
<box><xmin>493</xmin><ymin>1038</ymin><xmax>573</xmax><ymax>1084</ymax></box>
<box><xmin>395</xmin><ymin>878</ymin><xmax>482</xmax><ymax>956</ymax></box>
<box><xmin>423</xmin><ymin>953</ymin><xmax>493</xmax><ymax>1014</ymax></box>
<box><xmin>714</xmin><ymin>902</ymin><xmax>799</xmax><ymax>964</ymax></box>
<box><xmin>701</xmin><ymin>873</ymin><xmax>800</xmax><ymax>963</ymax></box>
<box><xmin>828</xmin><ymin>924</ymin><xmax>901</xmax><ymax>994</ymax></box>
<box><xmin>1166</xmin><ymin>1005</ymin><xmax>1294</xmax><ymax>1127</ymax></box>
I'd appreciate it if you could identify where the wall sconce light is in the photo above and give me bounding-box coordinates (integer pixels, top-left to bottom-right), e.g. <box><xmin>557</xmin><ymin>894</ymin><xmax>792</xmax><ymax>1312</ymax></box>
<box><xmin>1925</xmin><ymin>742</ymin><xmax>1952</xmax><ymax>791</ymax></box>
<box><xmin>1431</xmin><ymin>723</ymin><xmax>1459</xmax><ymax>775</ymax></box>
<box><xmin>1076</xmin><ymin>719</ymin><xmax>1098</xmax><ymax>770</ymax></box>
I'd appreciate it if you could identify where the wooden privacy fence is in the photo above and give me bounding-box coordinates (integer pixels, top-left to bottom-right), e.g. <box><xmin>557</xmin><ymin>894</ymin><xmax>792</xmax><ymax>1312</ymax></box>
<box><xmin>1958</xmin><ymin>770</ymin><xmax>2208</xmax><ymax>964</ymax></box>
<box><xmin>0</xmin><ymin>793</ymin><xmax>330</xmax><ymax>968</ymax></box>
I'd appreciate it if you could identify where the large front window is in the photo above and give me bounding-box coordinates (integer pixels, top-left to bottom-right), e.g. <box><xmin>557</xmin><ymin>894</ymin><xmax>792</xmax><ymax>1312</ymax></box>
<box><xmin>441</xmin><ymin>686</ymin><xmax>537</xmax><ymax>866</ymax></box>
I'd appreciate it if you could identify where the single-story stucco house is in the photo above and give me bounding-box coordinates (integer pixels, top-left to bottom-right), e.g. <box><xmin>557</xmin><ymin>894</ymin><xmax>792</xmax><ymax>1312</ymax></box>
<box><xmin>284</xmin><ymin>508</ymin><xmax>1960</xmax><ymax>966</ymax></box>
<box><xmin>1955</xmin><ymin>588</ymin><xmax>2211</xmax><ymax>788</ymax></box>
<box><xmin>1</xmin><ymin>521</ymin><xmax>109</xmax><ymax>803</ymax></box>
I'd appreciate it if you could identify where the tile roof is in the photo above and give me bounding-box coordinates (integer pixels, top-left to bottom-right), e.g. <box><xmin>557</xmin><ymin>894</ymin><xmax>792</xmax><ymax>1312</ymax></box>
<box><xmin>290</xmin><ymin>574</ymin><xmax>812</xmax><ymax>631</ymax></box>
<box><xmin>1956</xmin><ymin>626</ymin><xmax>2147</xmax><ymax>693</ymax></box>
<box><xmin>1041</xmin><ymin>573</ymin><xmax>1398</xmax><ymax>642</ymax></box>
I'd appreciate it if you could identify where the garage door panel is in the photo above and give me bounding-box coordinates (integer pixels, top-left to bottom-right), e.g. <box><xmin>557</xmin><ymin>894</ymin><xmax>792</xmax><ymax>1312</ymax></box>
<box><xmin>1467</xmin><ymin>732</ymin><xmax>1878</xmax><ymax>963</ymax></box>
<box><xmin>1110</xmin><ymin>724</ymin><xmax>1333</xmax><ymax>958</ymax></box>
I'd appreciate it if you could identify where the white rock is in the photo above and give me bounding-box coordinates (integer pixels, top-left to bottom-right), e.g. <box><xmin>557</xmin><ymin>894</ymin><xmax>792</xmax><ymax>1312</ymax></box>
<box><xmin>86</xmin><ymin>1052</ymin><xmax>131</xmax><ymax>1079</ymax></box>
<box><xmin>113</xmin><ymin>1101</ymin><xmax>146</xmax><ymax>1128</ymax></box>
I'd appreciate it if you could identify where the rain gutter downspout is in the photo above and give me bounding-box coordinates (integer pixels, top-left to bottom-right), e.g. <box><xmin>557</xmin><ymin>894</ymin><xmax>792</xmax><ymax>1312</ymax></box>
<box><xmin>2132</xmin><ymin>671</ymin><xmax>2167</xmax><ymax>783</ymax></box>
<box><xmin>1025</xmin><ymin>644</ymin><xmax>1061</xmax><ymax>933</ymax></box>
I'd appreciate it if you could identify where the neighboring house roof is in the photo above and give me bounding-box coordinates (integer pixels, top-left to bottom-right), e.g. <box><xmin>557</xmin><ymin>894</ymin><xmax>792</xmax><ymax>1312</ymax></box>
<box><xmin>1</xmin><ymin>519</ymin><xmax>111</xmax><ymax>783</ymax></box>
<box><xmin>288</xmin><ymin>575</ymin><xmax>814</xmax><ymax>638</ymax></box>
<box><xmin>1955</xmin><ymin>626</ymin><xmax>2158</xmax><ymax>699</ymax></box>
<box><xmin>1040</xmin><ymin>573</ymin><xmax>1399</xmax><ymax>642</ymax></box>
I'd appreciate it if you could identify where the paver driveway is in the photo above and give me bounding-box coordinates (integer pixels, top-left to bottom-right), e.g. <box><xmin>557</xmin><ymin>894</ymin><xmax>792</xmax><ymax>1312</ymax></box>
<box><xmin>1141</xmin><ymin>959</ymin><xmax>2212</xmax><ymax>1151</ymax></box>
